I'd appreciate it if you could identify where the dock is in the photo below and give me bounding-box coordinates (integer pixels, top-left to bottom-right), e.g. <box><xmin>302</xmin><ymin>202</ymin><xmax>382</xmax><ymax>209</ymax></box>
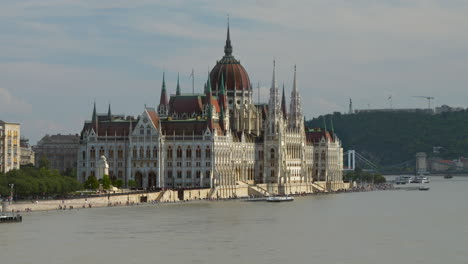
<box><xmin>0</xmin><ymin>214</ymin><xmax>22</xmax><ymax>223</ymax></box>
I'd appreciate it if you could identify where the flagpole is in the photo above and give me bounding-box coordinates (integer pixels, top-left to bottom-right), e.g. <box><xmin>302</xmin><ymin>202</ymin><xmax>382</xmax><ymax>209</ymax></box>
<box><xmin>191</xmin><ymin>69</ymin><xmax>195</xmax><ymax>94</ymax></box>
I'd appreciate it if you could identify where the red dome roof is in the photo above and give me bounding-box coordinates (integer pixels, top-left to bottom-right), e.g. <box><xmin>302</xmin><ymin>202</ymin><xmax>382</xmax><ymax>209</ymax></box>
<box><xmin>209</xmin><ymin>23</ymin><xmax>252</xmax><ymax>92</ymax></box>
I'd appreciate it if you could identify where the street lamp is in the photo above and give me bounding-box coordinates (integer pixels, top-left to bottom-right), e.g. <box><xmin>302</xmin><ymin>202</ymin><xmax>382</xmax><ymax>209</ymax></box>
<box><xmin>9</xmin><ymin>183</ymin><xmax>14</xmax><ymax>204</ymax></box>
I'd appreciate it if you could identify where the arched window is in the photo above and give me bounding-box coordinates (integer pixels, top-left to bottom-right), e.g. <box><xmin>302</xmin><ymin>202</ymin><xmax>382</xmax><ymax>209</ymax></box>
<box><xmin>90</xmin><ymin>147</ymin><xmax>96</xmax><ymax>159</ymax></box>
<box><xmin>132</xmin><ymin>147</ymin><xmax>137</xmax><ymax>157</ymax></box>
<box><xmin>139</xmin><ymin>125</ymin><xmax>144</xmax><ymax>135</ymax></box>
<box><xmin>108</xmin><ymin>148</ymin><xmax>114</xmax><ymax>159</ymax></box>
<box><xmin>82</xmin><ymin>151</ymin><xmax>86</xmax><ymax>159</ymax></box>
<box><xmin>177</xmin><ymin>146</ymin><xmax>183</xmax><ymax>158</ymax></box>
<box><xmin>321</xmin><ymin>151</ymin><xmax>326</xmax><ymax>161</ymax></box>
<box><xmin>146</xmin><ymin>125</ymin><xmax>151</xmax><ymax>135</ymax></box>
<box><xmin>196</xmin><ymin>146</ymin><xmax>201</xmax><ymax>158</ymax></box>
<box><xmin>118</xmin><ymin>147</ymin><xmax>123</xmax><ymax>159</ymax></box>
<box><xmin>167</xmin><ymin>146</ymin><xmax>173</xmax><ymax>159</ymax></box>
<box><xmin>99</xmin><ymin>147</ymin><xmax>104</xmax><ymax>156</ymax></box>
<box><xmin>146</xmin><ymin>146</ymin><xmax>151</xmax><ymax>158</ymax></box>
<box><xmin>153</xmin><ymin>146</ymin><xmax>158</xmax><ymax>158</ymax></box>
<box><xmin>139</xmin><ymin>147</ymin><xmax>144</xmax><ymax>158</ymax></box>
<box><xmin>186</xmin><ymin>146</ymin><xmax>192</xmax><ymax>158</ymax></box>
<box><xmin>270</xmin><ymin>148</ymin><xmax>275</xmax><ymax>159</ymax></box>
<box><xmin>205</xmin><ymin>146</ymin><xmax>211</xmax><ymax>158</ymax></box>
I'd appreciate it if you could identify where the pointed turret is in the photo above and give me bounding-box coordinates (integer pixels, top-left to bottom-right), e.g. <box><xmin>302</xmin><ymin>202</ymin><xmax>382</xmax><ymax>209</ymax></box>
<box><xmin>92</xmin><ymin>101</ymin><xmax>97</xmax><ymax>123</ymax></box>
<box><xmin>176</xmin><ymin>73</ymin><xmax>181</xmax><ymax>96</ymax></box>
<box><xmin>224</xmin><ymin>16</ymin><xmax>233</xmax><ymax>56</ymax></box>
<box><xmin>91</xmin><ymin>101</ymin><xmax>98</xmax><ymax>135</ymax></box>
<box><xmin>157</xmin><ymin>72</ymin><xmax>169</xmax><ymax>116</ymax></box>
<box><xmin>269</xmin><ymin>60</ymin><xmax>280</xmax><ymax>116</ymax></box>
<box><xmin>107</xmin><ymin>104</ymin><xmax>112</xmax><ymax>122</ymax></box>
<box><xmin>281</xmin><ymin>84</ymin><xmax>287</xmax><ymax>119</ymax></box>
<box><xmin>289</xmin><ymin>65</ymin><xmax>303</xmax><ymax>130</ymax></box>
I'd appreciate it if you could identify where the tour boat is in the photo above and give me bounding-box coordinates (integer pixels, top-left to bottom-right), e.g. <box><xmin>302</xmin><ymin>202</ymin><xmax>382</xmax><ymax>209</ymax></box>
<box><xmin>0</xmin><ymin>214</ymin><xmax>22</xmax><ymax>223</ymax></box>
<box><xmin>418</xmin><ymin>186</ymin><xmax>430</xmax><ymax>191</ymax></box>
<box><xmin>245</xmin><ymin>197</ymin><xmax>268</xmax><ymax>202</ymax></box>
<box><xmin>444</xmin><ymin>174</ymin><xmax>453</xmax><ymax>179</ymax></box>
<box><xmin>266</xmin><ymin>196</ymin><xmax>294</xmax><ymax>202</ymax></box>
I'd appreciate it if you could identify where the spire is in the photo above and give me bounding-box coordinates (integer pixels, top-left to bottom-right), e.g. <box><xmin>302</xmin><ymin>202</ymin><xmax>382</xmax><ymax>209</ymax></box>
<box><xmin>92</xmin><ymin>101</ymin><xmax>97</xmax><ymax>122</ymax></box>
<box><xmin>158</xmin><ymin>72</ymin><xmax>169</xmax><ymax>116</ymax></box>
<box><xmin>176</xmin><ymin>72</ymin><xmax>181</xmax><ymax>95</ymax></box>
<box><xmin>330</xmin><ymin>116</ymin><xmax>335</xmax><ymax>135</ymax></box>
<box><xmin>322</xmin><ymin>116</ymin><xmax>327</xmax><ymax>131</ymax></box>
<box><xmin>269</xmin><ymin>60</ymin><xmax>279</xmax><ymax>114</ymax></box>
<box><xmin>224</xmin><ymin>15</ymin><xmax>233</xmax><ymax>56</ymax></box>
<box><xmin>281</xmin><ymin>83</ymin><xmax>287</xmax><ymax>118</ymax></box>
<box><xmin>107</xmin><ymin>103</ymin><xmax>112</xmax><ymax>122</ymax></box>
<box><xmin>159</xmin><ymin>72</ymin><xmax>168</xmax><ymax>106</ymax></box>
<box><xmin>289</xmin><ymin>65</ymin><xmax>303</xmax><ymax>129</ymax></box>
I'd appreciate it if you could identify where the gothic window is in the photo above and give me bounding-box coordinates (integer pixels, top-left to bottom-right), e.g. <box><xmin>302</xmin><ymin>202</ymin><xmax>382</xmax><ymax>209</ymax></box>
<box><xmin>90</xmin><ymin>147</ymin><xmax>96</xmax><ymax>159</ymax></box>
<box><xmin>177</xmin><ymin>146</ymin><xmax>182</xmax><ymax>158</ymax></box>
<box><xmin>270</xmin><ymin>148</ymin><xmax>275</xmax><ymax>159</ymax></box>
<box><xmin>314</xmin><ymin>152</ymin><xmax>319</xmax><ymax>161</ymax></box>
<box><xmin>177</xmin><ymin>171</ymin><xmax>182</xmax><ymax>179</ymax></box>
<box><xmin>321</xmin><ymin>151</ymin><xmax>326</xmax><ymax>161</ymax></box>
<box><xmin>118</xmin><ymin>148</ymin><xmax>123</xmax><ymax>159</ymax></box>
<box><xmin>186</xmin><ymin>146</ymin><xmax>192</xmax><ymax>158</ymax></box>
<box><xmin>167</xmin><ymin>170</ymin><xmax>173</xmax><ymax>178</ymax></box>
<box><xmin>108</xmin><ymin>148</ymin><xmax>114</xmax><ymax>159</ymax></box>
<box><xmin>132</xmin><ymin>147</ymin><xmax>137</xmax><ymax>157</ymax></box>
<box><xmin>99</xmin><ymin>147</ymin><xmax>104</xmax><ymax>156</ymax></box>
<box><xmin>153</xmin><ymin>146</ymin><xmax>158</xmax><ymax>158</ymax></box>
<box><xmin>139</xmin><ymin>147</ymin><xmax>144</xmax><ymax>158</ymax></box>
<box><xmin>167</xmin><ymin>146</ymin><xmax>173</xmax><ymax>159</ymax></box>
<box><xmin>206</xmin><ymin>170</ymin><xmax>211</xmax><ymax>179</ymax></box>
<box><xmin>196</xmin><ymin>171</ymin><xmax>201</xmax><ymax>178</ymax></box>
<box><xmin>270</xmin><ymin>170</ymin><xmax>275</xmax><ymax>178</ymax></box>
<box><xmin>139</xmin><ymin>125</ymin><xmax>144</xmax><ymax>135</ymax></box>
<box><xmin>146</xmin><ymin>125</ymin><xmax>151</xmax><ymax>135</ymax></box>
<box><xmin>186</xmin><ymin>171</ymin><xmax>191</xmax><ymax>178</ymax></box>
<box><xmin>82</xmin><ymin>151</ymin><xmax>86</xmax><ymax>160</ymax></box>
<box><xmin>146</xmin><ymin>146</ymin><xmax>151</xmax><ymax>158</ymax></box>
<box><xmin>205</xmin><ymin>146</ymin><xmax>211</xmax><ymax>158</ymax></box>
<box><xmin>196</xmin><ymin>146</ymin><xmax>201</xmax><ymax>158</ymax></box>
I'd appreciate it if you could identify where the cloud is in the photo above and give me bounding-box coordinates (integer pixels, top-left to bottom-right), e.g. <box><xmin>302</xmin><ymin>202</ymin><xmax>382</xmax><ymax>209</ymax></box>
<box><xmin>0</xmin><ymin>88</ymin><xmax>32</xmax><ymax>114</ymax></box>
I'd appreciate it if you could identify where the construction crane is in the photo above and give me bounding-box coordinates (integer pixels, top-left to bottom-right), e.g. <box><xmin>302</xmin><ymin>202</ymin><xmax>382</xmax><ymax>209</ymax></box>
<box><xmin>412</xmin><ymin>96</ymin><xmax>435</xmax><ymax>109</ymax></box>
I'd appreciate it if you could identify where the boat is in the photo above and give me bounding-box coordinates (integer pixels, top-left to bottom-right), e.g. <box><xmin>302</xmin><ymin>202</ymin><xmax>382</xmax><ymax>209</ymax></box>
<box><xmin>395</xmin><ymin>175</ymin><xmax>413</xmax><ymax>184</ymax></box>
<box><xmin>444</xmin><ymin>174</ymin><xmax>453</xmax><ymax>179</ymax></box>
<box><xmin>245</xmin><ymin>197</ymin><xmax>268</xmax><ymax>202</ymax></box>
<box><xmin>413</xmin><ymin>176</ymin><xmax>430</xmax><ymax>184</ymax></box>
<box><xmin>0</xmin><ymin>214</ymin><xmax>22</xmax><ymax>223</ymax></box>
<box><xmin>266</xmin><ymin>196</ymin><xmax>294</xmax><ymax>202</ymax></box>
<box><xmin>418</xmin><ymin>186</ymin><xmax>430</xmax><ymax>191</ymax></box>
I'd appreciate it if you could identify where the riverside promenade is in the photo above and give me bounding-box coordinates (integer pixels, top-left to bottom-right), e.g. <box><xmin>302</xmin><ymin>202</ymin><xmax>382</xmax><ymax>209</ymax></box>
<box><xmin>2</xmin><ymin>181</ymin><xmax>361</xmax><ymax>213</ymax></box>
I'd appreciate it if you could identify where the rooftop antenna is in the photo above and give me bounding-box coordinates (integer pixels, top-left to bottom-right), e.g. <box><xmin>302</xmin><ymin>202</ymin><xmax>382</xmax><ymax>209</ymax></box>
<box><xmin>388</xmin><ymin>95</ymin><xmax>393</xmax><ymax>109</ymax></box>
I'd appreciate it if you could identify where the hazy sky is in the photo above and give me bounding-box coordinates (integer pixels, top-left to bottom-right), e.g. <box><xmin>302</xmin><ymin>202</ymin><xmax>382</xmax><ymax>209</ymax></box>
<box><xmin>1</xmin><ymin>0</ymin><xmax>467</xmax><ymax>143</ymax></box>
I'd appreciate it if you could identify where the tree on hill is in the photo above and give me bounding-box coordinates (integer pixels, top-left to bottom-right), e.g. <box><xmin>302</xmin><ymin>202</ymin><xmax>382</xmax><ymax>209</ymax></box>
<box><xmin>306</xmin><ymin>110</ymin><xmax>468</xmax><ymax>170</ymax></box>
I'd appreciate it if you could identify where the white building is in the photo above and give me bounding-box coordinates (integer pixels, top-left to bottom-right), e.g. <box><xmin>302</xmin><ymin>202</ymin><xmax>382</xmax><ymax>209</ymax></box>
<box><xmin>77</xmin><ymin>24</ymin><xmax>345</xmax><ymax>194</ymax></box>
<box><xmin>0</xmin><ymin>120</ymin><xmax>21</xmax><ymax>173</ymax></box>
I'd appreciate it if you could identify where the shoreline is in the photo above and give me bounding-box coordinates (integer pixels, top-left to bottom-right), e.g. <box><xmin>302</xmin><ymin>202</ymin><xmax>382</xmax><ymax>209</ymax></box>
<box><xmin>2</xmin><ymin>184</ymin><xmax>395</xmax><ymax>214</ymax></box>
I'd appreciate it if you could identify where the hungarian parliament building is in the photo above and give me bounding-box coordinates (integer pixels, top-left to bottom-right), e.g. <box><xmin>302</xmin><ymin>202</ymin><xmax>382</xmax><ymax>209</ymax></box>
<box><xmin>77</xmin><ymin>24</ymin><xmax>345</xmax><ymax>194</ymax></box>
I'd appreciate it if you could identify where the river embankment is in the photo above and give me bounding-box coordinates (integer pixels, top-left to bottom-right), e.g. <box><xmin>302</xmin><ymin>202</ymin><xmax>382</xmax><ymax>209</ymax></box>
<box><xmin>1</xmin><ymin>183</ymin><xmax>393</xmax><ymax>214</ymax></box>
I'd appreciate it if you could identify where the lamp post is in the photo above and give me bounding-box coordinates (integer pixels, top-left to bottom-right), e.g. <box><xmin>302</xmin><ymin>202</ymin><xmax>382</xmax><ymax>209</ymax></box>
<box><xmin>9</xmin><ymin>183</ymin><xmax>14</xmax><ymax>204</ymax></box>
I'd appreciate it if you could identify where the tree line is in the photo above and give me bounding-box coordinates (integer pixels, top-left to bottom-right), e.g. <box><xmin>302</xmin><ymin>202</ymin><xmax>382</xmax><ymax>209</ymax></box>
<box><xmin>306</xmin><ymin>110</ymin><xmax>468</xmax><ymax>171</ymax></box>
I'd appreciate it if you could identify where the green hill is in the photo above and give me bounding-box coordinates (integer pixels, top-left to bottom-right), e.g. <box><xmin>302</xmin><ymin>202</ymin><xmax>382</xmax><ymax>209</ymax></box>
<box><xmin>306</xmin><ymin>110</ymin><xmax>468</xmax><ymax>170</ymax></box>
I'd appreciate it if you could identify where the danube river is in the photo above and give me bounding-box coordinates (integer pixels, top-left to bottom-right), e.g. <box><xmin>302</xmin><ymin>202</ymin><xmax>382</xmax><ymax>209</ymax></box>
<box><xmin>1</xmin><ymin>177</ymin><xmax>468</xmax><ymax>264</ymax></box>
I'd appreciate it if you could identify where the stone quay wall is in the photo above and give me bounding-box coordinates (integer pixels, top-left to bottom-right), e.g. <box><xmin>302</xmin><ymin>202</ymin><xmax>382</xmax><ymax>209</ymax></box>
<box><xmin>2</xmin><ymin>181</ymin><xmax>351</xmax><ymax>213</ymax></box>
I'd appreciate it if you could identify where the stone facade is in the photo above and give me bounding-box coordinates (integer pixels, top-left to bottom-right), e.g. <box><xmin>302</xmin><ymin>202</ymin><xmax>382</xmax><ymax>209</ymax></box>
<box><xmin>0</xmin><ymin>120</ymin><xmax>21</xmax><ymax>173</ymax></box>
<box><xmin>20</xmin><ymin>138</ymin><xmax>35</xmax><ymax>166</ymax></box>
<box><xmin>77</xmin><ymin>24</ymin><xmax>345</xmax><ymax>194</ymax></box>
<box><xmin>34</xmin><ymin>134</ymin><xmax>80</xmax><ymax>173</ymax></box>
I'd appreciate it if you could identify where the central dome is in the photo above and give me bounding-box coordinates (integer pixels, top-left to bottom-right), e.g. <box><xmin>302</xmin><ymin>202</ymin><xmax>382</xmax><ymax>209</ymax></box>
<box><xmin>210</xmin><ymin>24</ymin><xmax>252</xmax><ymax>92</ymax></box>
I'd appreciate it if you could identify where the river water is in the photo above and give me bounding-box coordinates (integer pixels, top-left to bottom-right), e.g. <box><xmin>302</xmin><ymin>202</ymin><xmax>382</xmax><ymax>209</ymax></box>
<box><xmin>1</xmin><ymin>177</ymin><xmax>468</xmax><ymax>264</ymax></box>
